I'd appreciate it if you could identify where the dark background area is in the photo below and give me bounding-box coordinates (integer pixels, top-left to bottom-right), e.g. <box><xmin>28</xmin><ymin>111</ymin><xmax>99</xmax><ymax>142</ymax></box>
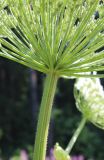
<box><xmin>0</xmin><ymin>58</ymin><xmax>104</xmax><ymax>160</ymax></box>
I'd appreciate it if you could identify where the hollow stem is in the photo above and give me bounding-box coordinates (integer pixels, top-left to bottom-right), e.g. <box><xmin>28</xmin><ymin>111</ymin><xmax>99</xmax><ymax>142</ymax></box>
<box><xmin>33</xmin><ymin>73</ymin><xmax>58</xmax><ymax>160</ymax></box>
<box><xmin>65</xmin><ymin>117</ymin><xmax>86</xmax><ymax>154</ymax></box>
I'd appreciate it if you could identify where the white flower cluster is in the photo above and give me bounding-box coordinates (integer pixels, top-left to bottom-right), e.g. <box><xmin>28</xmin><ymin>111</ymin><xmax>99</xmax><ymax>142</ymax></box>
<box><xmin>74</xmin><ymin>77</ymin><xmax>104</xmax><ymax>129</ymax></box>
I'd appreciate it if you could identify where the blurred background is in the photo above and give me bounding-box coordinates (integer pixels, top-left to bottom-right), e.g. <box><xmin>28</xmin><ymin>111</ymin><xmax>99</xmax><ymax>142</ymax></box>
<box><xmin>0</xmin><ymin>58</ymin><xmax>104</xmax><ymax>160</ymax></box>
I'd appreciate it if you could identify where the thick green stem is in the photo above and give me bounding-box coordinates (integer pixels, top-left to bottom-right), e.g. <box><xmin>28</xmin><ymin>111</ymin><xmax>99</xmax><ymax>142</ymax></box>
<box><xmin>33</xmin><ymin>73</ymin><xmax>58</xmax><ymax>160</ymax></box>
<box><xmin>65</xmin><ymin>117</ymin><xmax>86</xmax><ymax>154</ymax></box>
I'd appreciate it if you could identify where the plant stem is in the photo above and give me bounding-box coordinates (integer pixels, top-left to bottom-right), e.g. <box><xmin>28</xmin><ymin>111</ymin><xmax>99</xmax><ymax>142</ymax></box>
<box><xmin>65</xmin><ymin>117</ymin><xmax>86</xmax><ymax>154</ymax></box>
<box><xmin>33</xmin><ymin>73</ymin><xmax>58</xmax><ymax>160</ymax></box>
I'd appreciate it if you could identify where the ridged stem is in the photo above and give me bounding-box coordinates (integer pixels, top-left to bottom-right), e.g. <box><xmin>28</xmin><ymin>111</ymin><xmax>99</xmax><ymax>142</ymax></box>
<box><xmin>33</xmin><ymin>73</ymin><xmax>58</xmax><ymax>160</ymax></box>
<box><xmin>65</xmin><ymin>117</ymin><xmax>86</xmax><ymax>154</ymax></box>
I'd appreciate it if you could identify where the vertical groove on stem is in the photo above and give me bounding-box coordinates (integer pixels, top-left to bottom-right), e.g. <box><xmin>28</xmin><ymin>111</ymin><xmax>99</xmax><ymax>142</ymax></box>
<box><xmin>33</xmin><ymin>73</ymin><xmax>58</xmax><ymax>160</ymax></box>
<box><xmin>65</xmin><ymin>117</ymin><xmax>86</xmax><ymax>154</ymax></box>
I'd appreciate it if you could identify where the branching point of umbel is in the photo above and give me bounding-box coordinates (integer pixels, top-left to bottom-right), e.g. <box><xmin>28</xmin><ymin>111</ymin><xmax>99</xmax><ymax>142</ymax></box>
<box><xmin>0</xmin><ymin>0</ymin><xmax>104</xmax><ymax>77</ymax></box>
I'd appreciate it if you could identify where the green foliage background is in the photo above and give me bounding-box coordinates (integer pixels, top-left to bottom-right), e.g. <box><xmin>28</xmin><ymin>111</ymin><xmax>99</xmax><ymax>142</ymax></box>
<box><xmin>0</xmin><ymin>58</ymin><xmax>104</xmax><ymax>159</ymax></box>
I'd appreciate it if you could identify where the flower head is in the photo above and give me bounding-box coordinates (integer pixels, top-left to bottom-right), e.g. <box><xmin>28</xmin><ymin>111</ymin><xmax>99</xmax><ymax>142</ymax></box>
<box><xmin>0</xmin><ymin>0</ymin><xmax>104</xmax><ymax>77</ymax></box>
<box><xmin>74</xmin><ymin>75</ymin><xmax>104</xmax><ymax>129</ymax></box>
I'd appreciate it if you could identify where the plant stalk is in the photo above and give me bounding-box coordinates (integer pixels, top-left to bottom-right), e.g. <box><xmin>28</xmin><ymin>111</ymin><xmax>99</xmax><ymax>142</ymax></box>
<box><xmin>33</xmin><ymin>73</ymin><xmax>58</xmax><ymax>160</ymax></box>
<box><xmin>65</xmin><ymin>117</ymin><xmax>86</xmax><ymax>154</ymax></box>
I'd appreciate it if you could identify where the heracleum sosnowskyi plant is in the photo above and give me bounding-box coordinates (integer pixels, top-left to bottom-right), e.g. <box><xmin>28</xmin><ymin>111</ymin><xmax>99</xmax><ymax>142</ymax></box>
<box><xmin>0</xmin><ymin>0</ymin><xmax>104</xmax><ymax>160</ymax></box>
